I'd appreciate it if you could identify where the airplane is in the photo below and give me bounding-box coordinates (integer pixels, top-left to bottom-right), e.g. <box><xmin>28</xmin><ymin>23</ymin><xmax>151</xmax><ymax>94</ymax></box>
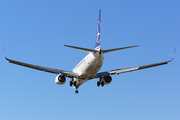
<box><xmin>5</xmin><ymin>9</ymin><xmax>175</xmax><ymax>94</ymax></box>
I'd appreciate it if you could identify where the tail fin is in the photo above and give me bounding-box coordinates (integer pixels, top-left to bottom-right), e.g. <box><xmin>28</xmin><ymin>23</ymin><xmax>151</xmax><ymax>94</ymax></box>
<box><xmin>94</xmin><ymin>9</ymin><xmax>101</xmax><ymax>50</ymax></box>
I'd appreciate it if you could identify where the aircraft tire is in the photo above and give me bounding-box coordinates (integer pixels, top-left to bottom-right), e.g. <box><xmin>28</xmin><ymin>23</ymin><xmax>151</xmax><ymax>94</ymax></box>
<box><xmin>74</xmin><ymin>81</ymin><xmax>76</xmax><ymax>87</ymax></box>
<box><xmin>101</xmin><ymin>81</ymin><xmax>104</xmax><ymax>87</ymax></box>
<box><xmin>70</xmin><ymin>81</ymin><xmax>73</xmax><ymax>86</ymax></box>
<box><xmin>97</xmin><ymin>81</ymin><xmax>100</xmax><ymax>87</ymax></box>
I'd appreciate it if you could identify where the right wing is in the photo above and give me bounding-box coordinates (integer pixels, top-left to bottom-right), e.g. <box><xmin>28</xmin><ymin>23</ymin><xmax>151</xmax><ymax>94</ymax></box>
<box><xmin>5</xmin><ymin>57</ymin><xmax>79</xmax><ymax>78</ymax></box>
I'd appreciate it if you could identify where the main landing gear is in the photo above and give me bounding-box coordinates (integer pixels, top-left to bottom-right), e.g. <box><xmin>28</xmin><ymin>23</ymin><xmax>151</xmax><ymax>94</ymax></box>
<box><xmin>97</xmin><ymin>78</ymin><xmax>104</xmax><ymax>87</ymax></box>
<box><xmin>70</xmin><ymin>79</ymin><xmax>79</xmax><ymax>94</ymax></box>
<box><xmin>70</xmin><ymin>80</ymin><xmax>76</xmax><ymax>87</ymax></box>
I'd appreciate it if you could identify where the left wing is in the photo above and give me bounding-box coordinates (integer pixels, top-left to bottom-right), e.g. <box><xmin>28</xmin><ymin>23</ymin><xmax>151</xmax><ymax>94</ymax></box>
<box><xmin>5</xmin><ymin>57</ymin><xmax>79</xmax><ymax>78</ymax></box>
<box><xmin>97</xmin><ymin>60</ymin><xmax>171</xmax><ymax>78</ymax></box>
<box><xmin>97</xmin><ymin>49</ymin><xmax>175</xmax><ymax>78</ymax></box>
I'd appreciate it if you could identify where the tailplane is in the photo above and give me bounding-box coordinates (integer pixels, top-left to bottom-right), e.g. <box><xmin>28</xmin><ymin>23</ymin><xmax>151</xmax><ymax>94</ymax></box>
<box><xmin>64</xmin><ymin>45</ymin><xmax>97</xmax><ymax>53</ymax></box>
<box><xmin>102</xmin><ymin>45</ymin><xmax>139</xmax><ymax>53</ymax></box>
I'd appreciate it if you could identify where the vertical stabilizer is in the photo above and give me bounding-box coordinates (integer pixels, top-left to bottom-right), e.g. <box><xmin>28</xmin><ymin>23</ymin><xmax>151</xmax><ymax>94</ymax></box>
<box><xmin>94</xmin><ymin>9</ymin><xmax>101</xmax><ymax>50</ymax></box>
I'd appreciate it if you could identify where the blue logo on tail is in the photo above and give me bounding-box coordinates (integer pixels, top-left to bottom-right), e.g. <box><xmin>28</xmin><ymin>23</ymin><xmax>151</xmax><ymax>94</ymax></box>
<box><xmin>95</xmin><ymin>9</ymin><xmax>101</xmax><ymax>50</ymax></box>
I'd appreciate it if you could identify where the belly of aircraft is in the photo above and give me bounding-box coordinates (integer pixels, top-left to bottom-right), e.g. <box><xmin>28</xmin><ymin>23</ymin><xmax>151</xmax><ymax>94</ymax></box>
<box><xmin>81</xmin><ymin>55</ymin><xmax>103</xmax><ymax>78</ymax></box>
<box><xmin>74</xmin><ymin>53</ymin><xmax>103</xmax><ymax>88</ymax></box>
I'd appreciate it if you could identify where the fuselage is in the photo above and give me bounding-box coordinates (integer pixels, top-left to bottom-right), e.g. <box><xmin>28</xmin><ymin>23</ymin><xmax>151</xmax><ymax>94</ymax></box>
<box><xmin>72</xmin><ymin>52</ymin><xmax>103</xmax><ymax>87</ymax></box>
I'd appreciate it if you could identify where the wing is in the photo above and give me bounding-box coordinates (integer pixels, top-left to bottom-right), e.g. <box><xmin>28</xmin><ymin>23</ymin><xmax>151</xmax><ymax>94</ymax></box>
<box><xmin>96</xmin><ymin>60</ymin><xmax>171</xmax><ymax>78</ymax></box>
<box><xmin>5</xmin><ymin>57</ymin><xmax>79</xmax><ymax>78</ymax></box>
<box><xmin>97</xmin><ymin>49</ymin><xmax>176</xmax><ymax>78</ymax></box>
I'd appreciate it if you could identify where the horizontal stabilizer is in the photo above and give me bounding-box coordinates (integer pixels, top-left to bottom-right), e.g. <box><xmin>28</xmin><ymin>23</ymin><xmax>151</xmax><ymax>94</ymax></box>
<box><xmin>64</xmin><ymin>45</ymin><xmax>98</xmax><ymax>53</ymax></box>
<box><xmin>102</xmin><ymin>45</ymin><xmax>139</xmax><ymax>53</ymax></box>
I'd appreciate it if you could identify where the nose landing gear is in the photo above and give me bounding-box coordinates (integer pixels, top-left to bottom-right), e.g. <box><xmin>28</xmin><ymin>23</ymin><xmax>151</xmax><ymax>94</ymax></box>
<box><xmin>75</xmin><ymin>90</ymin><xmax>79</xmax><ymax>94</ymax></box>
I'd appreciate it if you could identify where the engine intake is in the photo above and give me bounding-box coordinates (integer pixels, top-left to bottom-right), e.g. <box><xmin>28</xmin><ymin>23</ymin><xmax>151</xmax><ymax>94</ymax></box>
<box><xmin>55</xmin><ymin>75</ymin><xmax>66</xmax><ymax>85</ymax></box>
<box><xmin>101</xmin><ymin>76</ymin><xmax>112</xmax><ymax>85</ymax></box>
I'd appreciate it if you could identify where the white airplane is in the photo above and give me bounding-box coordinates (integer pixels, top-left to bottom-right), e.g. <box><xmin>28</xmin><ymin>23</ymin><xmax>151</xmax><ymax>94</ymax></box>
<box><xmin>5</xmin><ymin>9</ymin><xmax>175</xmax><ymax>93</ymax></box>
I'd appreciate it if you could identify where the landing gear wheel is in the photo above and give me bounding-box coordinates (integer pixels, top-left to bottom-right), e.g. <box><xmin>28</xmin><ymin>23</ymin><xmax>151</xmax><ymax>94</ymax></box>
<box><xmin>70</xmin><ymin>81</ymin><xmax>73</xmax><ymax>86</ymax></box>
<box><xmin>97</xmin><ymin>81</ymin><xmax>100</xmax><ymax>87</ymax></box>
<box><xmin>74</xmin><ymin>81</ymin><xmax>76</xmax><ymax>87</ymax></box>
<box><xmin>75</xmin><ymin>90</ymin><xmax>79</xmax><ymax>94</ymax></box>
<box><xmin>101</xmin><ymin>81</ymin><xmax>104</xmax><ymax>87</ymax></box>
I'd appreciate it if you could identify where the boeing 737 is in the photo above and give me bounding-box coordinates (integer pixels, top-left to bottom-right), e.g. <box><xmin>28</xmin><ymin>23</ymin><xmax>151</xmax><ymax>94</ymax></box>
<box><xmin>5</xmin><ymin>10</ymin><xmax>175</xmax><ymax>93</ymax></box>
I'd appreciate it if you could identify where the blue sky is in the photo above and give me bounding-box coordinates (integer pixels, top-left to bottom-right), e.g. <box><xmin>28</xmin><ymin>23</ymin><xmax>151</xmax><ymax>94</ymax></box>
<box><xmin>1</xmin><ymin>0</ymin><xmax>180</xmax><ymax>120</ymax></box>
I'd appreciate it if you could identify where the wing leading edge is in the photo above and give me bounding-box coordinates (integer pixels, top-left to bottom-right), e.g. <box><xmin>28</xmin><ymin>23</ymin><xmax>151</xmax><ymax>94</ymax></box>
<box><xmin>5</xmin><ymin>57</ymin><xmax>79</xmax><ymax>78</ymax></box>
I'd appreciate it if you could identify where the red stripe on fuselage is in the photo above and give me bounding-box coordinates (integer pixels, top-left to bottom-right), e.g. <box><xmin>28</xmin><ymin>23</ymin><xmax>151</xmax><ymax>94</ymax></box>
<box><xmin>95</xmin><ymin>46</ymin><xmax>100</xmax><ymax>50</ymax></box>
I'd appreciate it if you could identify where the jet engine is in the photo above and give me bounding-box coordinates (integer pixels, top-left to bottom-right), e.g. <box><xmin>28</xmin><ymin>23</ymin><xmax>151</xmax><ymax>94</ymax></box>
<box><xmin>55</xmin><ymin>75</ymin><xmax>66</xmax><ymax>85</ymax></box>
<box><xmin>101</xmin><ymin>76</ymin><xmax>112</xmax><ymax>85</ymax></box>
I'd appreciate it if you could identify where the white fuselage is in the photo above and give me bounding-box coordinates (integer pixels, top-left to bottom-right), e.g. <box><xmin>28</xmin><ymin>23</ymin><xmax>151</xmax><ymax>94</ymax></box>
<box><xmin>72</xmin><ymin>52</ymin><xmax>103</xmax><ymax>87</ymax></box>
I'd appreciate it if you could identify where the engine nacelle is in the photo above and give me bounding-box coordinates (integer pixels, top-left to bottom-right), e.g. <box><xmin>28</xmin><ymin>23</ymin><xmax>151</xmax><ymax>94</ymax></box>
<box><xmin>55</xmin><ymin>75</ymin><xmax>66</xmax><ymax>85</ymax></box>
<box><xmin>101</xmin><ymin>76</ymin><xmax>112</xmax><ymax>85</ymax></box>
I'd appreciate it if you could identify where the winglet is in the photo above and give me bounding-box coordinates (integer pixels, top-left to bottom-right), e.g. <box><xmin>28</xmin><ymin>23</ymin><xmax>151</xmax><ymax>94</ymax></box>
<box><xmin>4</xmin><ymin>46</ymin><xmax>8</xmax><ymax>60</ymax></box>
<box><xmin>171</xmin><ymin>48</ymin><xmax>176</xmax><ymax>61</ymax></box>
